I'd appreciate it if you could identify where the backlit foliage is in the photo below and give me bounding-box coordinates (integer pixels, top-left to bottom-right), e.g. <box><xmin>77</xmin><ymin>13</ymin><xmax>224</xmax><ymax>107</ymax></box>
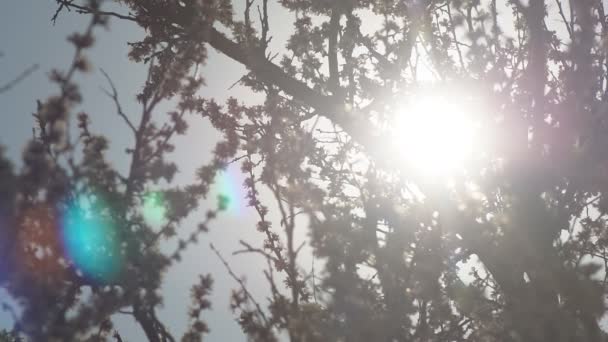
<box><xmin>2</xmin><ymin>0</ymin><xmax>608</xmax><ymax>341</ymax></box>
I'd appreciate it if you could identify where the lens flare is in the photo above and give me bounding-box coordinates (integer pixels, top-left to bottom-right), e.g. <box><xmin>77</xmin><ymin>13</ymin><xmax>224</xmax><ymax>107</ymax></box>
<box><xmin>215</xmin><ymin>167</ymin><xmax>245</xmax><ymax>215</ymax></box>
<box><xmin>61</xmin><ymin>194</ymin><xmax>122</xmax><ymax>283</ymax></box>
<box><xmin>142</xmin><ymin>191</ymin><xmax>167</xmax><ymax>226</ymax></box>
<box><xmin>392</xmin><ymin>93</ymin><xmax>481</xmax><ymax>178</ymax></box>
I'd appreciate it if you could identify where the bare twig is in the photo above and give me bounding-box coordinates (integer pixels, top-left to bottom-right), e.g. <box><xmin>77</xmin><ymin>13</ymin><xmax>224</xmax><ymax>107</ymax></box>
<box><xmin>52</xmin><ymin>0</ymin><xmax>72</xmax><ymax>24</ymax></box>
<box><xmin>233</xmin><ymin>240</ymin><xmax>279</xmax><ymax>263</ymax></box>
<box><xmin>447</xmin><ymin>2</ymin><xmax>466</xmax><ymax>71</ymax></box>
<box><xmin>257</xmin><ymin>0</ymin><xmax>270</xmax><ymax>50</ymax></box>
<box><xmin>555</xmin><ymin>0</ymin><xmax>574</xmax><ymax>39</ymax></box>
<box><xmin>53</xmin><ymin>0</ymin><xmax>138</xmax><ymax>23</ymax></box>
<box><xmin>100</xmin><ymin>68</ymin><xmax>137</xmax><ymax>134</ymax></box>
<box><xmin>328</xmin><ymin>7</ymin><xmax>341</xmax><ymax>93</ymax></box>
<box><xmin>209</xmin><ymin>243</ymin><xmax>269</xmax><ymax>325</ymax></box>
<box><xmin>0</xmin><ymin>64</ymin><xmax>39</xmax><ymax>94</ymax></box>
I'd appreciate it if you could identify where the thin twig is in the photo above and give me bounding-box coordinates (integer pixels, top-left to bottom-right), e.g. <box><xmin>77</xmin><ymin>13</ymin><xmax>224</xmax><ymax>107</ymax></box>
<box><xmin>100</xmin><ymin>68</ymin><xmax>137</xmax><ymax>133</ymax></box>
<box><xmin>209</xmin><ymin>243</ymin><xmax>269</xmax><ymax>325</ymax></box>
<box><xmin>233</xmin><ymin>240</ymin><xmax>279</xmax><ymax>263</ymax></box>
<box><xmin>555</xmin><ymin>0</ymin><xmax>574</xmax><ymax>40</ymax></box>
<box><xmin>447</xmin><ymin>2</ymin><xmax>466</xmax><ymax>71</ymax></box>
<box><xmin>0</xmin><ymin>64</ymin><xmax>39</xmax><ymax>94</ymax></box>
<box><xmin>53</xmin><ymin>0</ymin><xmax>139</xmax><ymax>23</ymax></box>
<box><xmin>52</xmin><ymin>0</ymin><xmax>72</xmax><ymax>24</ymax></box>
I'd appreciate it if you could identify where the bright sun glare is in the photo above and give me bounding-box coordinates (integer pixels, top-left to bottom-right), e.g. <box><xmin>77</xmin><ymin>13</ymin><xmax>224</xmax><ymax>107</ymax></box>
<box><xmin>393</xmin><ymin>93</ymin><xmax>481</xmax><ymax>177</ymax></box>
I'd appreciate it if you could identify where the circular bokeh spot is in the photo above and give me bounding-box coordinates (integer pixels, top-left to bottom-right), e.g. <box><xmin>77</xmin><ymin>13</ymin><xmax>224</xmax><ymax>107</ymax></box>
<box><xmin>142</xmin><ymin>191</ymin><xmax>167</xmax><ymax>226</ymax></box>
<box><xmin>61</xmin><ymin>194</ymin><xmax>122</xmax><ymax>283</ymax></box>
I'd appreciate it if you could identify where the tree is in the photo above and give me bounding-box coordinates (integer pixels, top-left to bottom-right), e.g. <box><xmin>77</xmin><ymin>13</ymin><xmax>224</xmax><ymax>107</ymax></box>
<box><xmin>2</xmin><ymin>0</ymin><xmax>608</xmax><ymax>341</ymax></box>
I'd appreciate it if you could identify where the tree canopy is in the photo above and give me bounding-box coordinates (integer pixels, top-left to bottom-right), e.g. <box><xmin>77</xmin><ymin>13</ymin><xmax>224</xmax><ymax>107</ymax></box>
<box><xmin>2</xmin><ymin>0</ymin><xmax>608</xmax><ymax>341</ymax></box>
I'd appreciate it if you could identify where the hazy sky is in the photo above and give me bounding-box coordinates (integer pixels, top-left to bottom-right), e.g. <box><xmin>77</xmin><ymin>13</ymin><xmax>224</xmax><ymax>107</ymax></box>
<box><xmin>0</xmin><ymin>1</ymin><xmax>298</xmax><ymax>340</ymax></box>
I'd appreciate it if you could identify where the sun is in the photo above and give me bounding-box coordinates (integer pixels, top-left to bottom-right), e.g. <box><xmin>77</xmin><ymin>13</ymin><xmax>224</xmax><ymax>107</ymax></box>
<box><xmin>392</xmin><ymin>93</ymin><xmax>481</xmax><ymax>178</ymax></box>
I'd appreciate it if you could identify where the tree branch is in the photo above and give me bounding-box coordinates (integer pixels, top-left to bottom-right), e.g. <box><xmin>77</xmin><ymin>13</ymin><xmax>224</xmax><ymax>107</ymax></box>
<box><xmin>328</xmin><ymin>8</ymin><xmax>341</xmax><ymax>93</ymax></box>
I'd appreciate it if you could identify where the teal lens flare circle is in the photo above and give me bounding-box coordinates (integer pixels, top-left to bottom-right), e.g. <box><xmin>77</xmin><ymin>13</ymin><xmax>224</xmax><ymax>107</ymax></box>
<box><xmin>61</xmin><ymin>195</ymin><xmax>122</xmax><ymax>283</ymax></box>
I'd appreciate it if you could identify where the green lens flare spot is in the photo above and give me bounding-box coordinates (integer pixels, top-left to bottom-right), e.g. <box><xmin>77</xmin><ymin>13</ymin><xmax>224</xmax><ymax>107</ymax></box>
<box><xmin>142</xmin><ymin>191</ymin><xmax>167</xmax><ymax>226</ymax></box>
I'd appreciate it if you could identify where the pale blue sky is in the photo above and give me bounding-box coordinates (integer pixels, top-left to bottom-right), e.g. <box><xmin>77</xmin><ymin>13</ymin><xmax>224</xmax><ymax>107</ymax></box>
<box><xmin>0</xmin><ymin>1</ymin><xmax>296</xmax><ymax>340</ymax></box>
